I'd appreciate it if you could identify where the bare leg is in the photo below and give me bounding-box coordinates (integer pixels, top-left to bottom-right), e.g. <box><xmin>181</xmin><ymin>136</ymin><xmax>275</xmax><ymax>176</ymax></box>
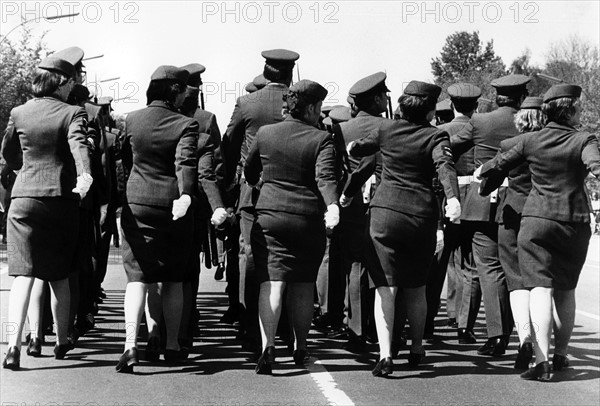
<box><xmin>258</xmin><ymin>281</ymin><xmax>286</xmax><ymax>351</ymax></box>
<box><xmin>123</xmin><ymin>282</ymin><xmax>148</xmax><ymax>351</ymax></box>
<box><xmin>404</xmin><ymin>286</ymin><xmax>427</xmax><ymax>354</ymax></box>
<box><xmin>286</xmin><ymin>282</ymin><xmax>314</xmax><ymax>351</ymax></box>
<box><xmin>529</xmin><ymin>286</ymin><xmax>553</xmax><ymax>364</ymax></box>
<box><xmin>27</xmin><ymin>278</ymin><xmax>46</xmax><ymax>341</ymax></box>
<box><xmin>552</xmin><ymin>289</ymin><xmax>576</xmax><ymax>356</ymax></box>
<box><xmin>6</xmin><ymin>276</ymin><xmax>35</xmax><ymax>350</ymax></box>
<box><xmin>374</xmin><ymin>286</ymin><xmax>398</xmax><ymax>360</ymax></box>
<box><xmin>510</xmin><ymin>289</ymin><xmax>532</xmax><ymax>345</ymax></box>
<box><xmin>162</xmin><ymin>282</ymin><xmax>183</xmax><ymax>351</ymax></box>
<box><xmin>48</xmin><ymin>278</ymin><xmax>70</xmax><ymax>346</ymax></box>
<box><xmin>145</xmin><ymin>283</ymin><xmax>162</xmax><ymax>340</ymax></box>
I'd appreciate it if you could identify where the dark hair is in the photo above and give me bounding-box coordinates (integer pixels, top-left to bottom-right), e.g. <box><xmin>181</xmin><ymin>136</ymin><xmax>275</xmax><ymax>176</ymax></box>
<box><xmin>452</xmin><ymin>99</ymin><xmax>479</xmax><ymax>115</ymax></box>
<box><xmin>284</xmin><ymin>91</ymin><xmax>321</xmax><ymax>120</ymax></box>
<box><xmin>398</xmin><ymin>94</ymin><xmax>436</xmax><ymax>123</ymax></box>
<box><xmin>542</xmin><ymin>97</ymin><xmax>579</xmax><ymax>125</ymax></box>
<box><xmin>180</xmin><ymin>92</ymin><xmax>199</xmax><ymax>117</ymax></box>
<box><xmin>496</xmin><ymin>94</ymin><xmax>526</xmax><ymax>109</ymax></box>
<box><xmin>263</xmin><ymin>63</ymin><xmax>294</xmax><ymax>86</ymax></box>
<box><xmin>32</xmin><ymin>68</ymin><xmax>69</xmax><ymax>97</ymax></box>
<box><xmin>146</xmin><ymin>79</ymin><xmax>185</xmax><ymax>105</ymax></box>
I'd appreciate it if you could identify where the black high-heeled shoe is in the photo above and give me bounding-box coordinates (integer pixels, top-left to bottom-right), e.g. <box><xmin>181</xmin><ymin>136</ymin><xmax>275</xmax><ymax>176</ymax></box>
<box><xmin>293</xmin><ymin>349</ymin><xmax>310</xmax><ymax>366</ymax></box>
<box><xmin>2</xmin><ymin>346</ymin><xmax>20</xmax><ymax>370</ymax></box>
<box><xmin>116</xmin><ymin>348</ymin><xmax>139</xmax><ymax>373</ymax></box>
<box><xmin>54</xmin><ymin>343</ymin><xmax>72</xmax><ymax>359</ymax></box>
<box><xmin>520</xmin><ymin>361</ymin><xmax>552</xmax><ymax>381</ymax></box>
<box><xmin>27</xmin><ymin>338</ymin><xmax>43</xmax><ymax>357</ymax></box>
<box><xmin>552</xmin><ymin>353</ymin><xmax>569</xmax><ymax>371</ymax></box>
<box><xmin>255</xmin><ymin>346</ymin><xmax>275</xmax><ymax>375</ymax></box>
<box><xmin>408</xmin><ymin>350</ymin><xmax>426</xmax><ymax>368</ymax></box>
<box><xmin>372</xmin><ymin>357</ymin><xmax>393</xmax><ymax>377</ymax></box>
<box><xmin>514</xmin><ymin>342</ymin><xmax>533</xmax><ymax>370</ymax></box>
<box><xmin>144</xmin><ymin>336</ymin><xmax>160</xmax><ymax>361</ymax></box>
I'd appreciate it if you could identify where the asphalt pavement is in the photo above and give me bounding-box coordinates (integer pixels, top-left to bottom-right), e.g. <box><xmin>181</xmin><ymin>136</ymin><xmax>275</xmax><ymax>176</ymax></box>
<box><xmin>1</xmin><ymin>235</ymin><xmax>598</xmax><ymax>406</ymax></box>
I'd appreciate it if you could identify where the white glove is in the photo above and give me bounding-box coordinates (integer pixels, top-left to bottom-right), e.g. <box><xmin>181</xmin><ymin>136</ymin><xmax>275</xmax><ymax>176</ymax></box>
<box><xmin>339</xmin><ymin>194</ymin><xmax>353</xmax><ymax>208</ymax></box>
<box><xmin>211</xmin><ymin>207</ymin><xmax>228</xmax><ymax>226</ymax></box>
<box><xmin>445</xmin><ymin>197</ymin><xmax>461</xmax><ymax>223</ymax></box>
<box><xmin>72</xmin><ymin>173</ymin><xmax>93</xmax><ymax>199</ymax></box>
<box><xmin>172</xmin><ymin>194</ymin><xmax>192</xmax><ymax>220</ymax></box>
<box><xmin>324</xmin><ymin>203</ymin><xmax>340</xmax><ymax>229</ymax></box>
<box><xmin>474</xmin><ymin>165</ymin><xmax>483</xmax><ymax>180</ymax></box>
<box><xmin>99</xmin><ymin>204</ymin><xmax>108</xmax><ymax>226</ymax></box>
<box><xmin>346</xmin><ymin>141</ymin><xmax>354</xmax><ymax>155</ymax></box>
<box><xmin>435</xmin><ymin>229</ymin><xmax>444</xmax><ymax>255</ymax></box>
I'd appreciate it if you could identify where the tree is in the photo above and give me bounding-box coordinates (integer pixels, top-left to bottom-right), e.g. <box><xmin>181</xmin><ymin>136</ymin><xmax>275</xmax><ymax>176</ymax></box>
<box><xmin>431</xmin><ymin>31</ymin><xmax>506</xmax><ymax>101</ymax></box>
<box><xmin>509</xmin><ymin>49</ymin><xmax>546</xmax><ymax>97</ymax></box>
<box><xmin>0</xmin><ymin>27</ymin><xmax>48</xmax><ymax>134</ymax></box>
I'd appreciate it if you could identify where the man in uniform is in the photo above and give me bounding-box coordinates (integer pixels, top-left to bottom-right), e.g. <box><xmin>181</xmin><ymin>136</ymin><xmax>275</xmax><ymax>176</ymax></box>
<box><xmin>450</xmin><ymin>74</ymin><xmax>530</xmax><ymax>355</ymax></box>
<box><xmin>222</xmin><ymin>49</ymin><xmax>299</xmax><ymax>353</ymax></box>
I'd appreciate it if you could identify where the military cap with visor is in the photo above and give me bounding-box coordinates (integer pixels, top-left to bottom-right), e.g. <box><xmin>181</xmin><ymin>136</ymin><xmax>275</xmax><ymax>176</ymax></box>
<box><xmin>329</xmin><ymin>105</ymin><xmax>352</xmax><ymax>123</ymax></box>
<box><xmin>39</xmin><ymin>56</ymin><xmax>75</xmax><ymax>78</ymax></box>
<box><xmin>52</xmin><ymin>46</ymin><xmax>85</xmax><ymax>67</ymax></box>
<box><xmin>150</xmin><ymin>65</ymin><xmax>189</xmax><ymax>85</ymax></box>
<box><xmin>447</xmin><ymin>83</ymin><xmax>482</xmax><ymax>100</ymax></box>
<box><xmin>491</xmin><ymin>74</ymin><xmax>531</xmax><ymax>96</ymax></box>
<box><xmin>403</xmin><ymin>80</ymin><xmax>442</xmax><ymax>99</ymax></box>
<box><xmin>349</xmin><ymin>72</ymin><xmax>390</xmax><ymax>98</ymax></box>
<box><xmin>520</xmin><ymin>96</ymin><xmax>543</xmax><ymax>109</ymax></box>
<box><xmin>180</xmin><ymin>63</ymin><xmax>206</xmax><ymax>88</ymax></box>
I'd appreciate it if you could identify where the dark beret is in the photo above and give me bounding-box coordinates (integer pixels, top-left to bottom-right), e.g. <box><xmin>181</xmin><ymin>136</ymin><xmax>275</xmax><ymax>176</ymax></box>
<box><xmin>52</xmin><ymin>46</ymin><xmax>84</xmax><ymax>66</ymax></box>
<box><xmin>261</xmin><ymin>49</ymin><xmax>300</xmax><ymax>64</ymax></box>
<box><xmin>245</xmin><ymin>82</ymin><xmax>258</xmax><ymax>93</ymax></box>
<box><xmin>289</xmin><ymin>79</ymin><xmax>328</xmax><ymax>102</ymax></box>
<box><xmin>543</xmin><ymin>84</ymin><xmax>582</xmax><ymax>103</ymax></box>
<box><xmin>253</xmin><ymin>74</ymin><xmax>268</xmax><ymax>89</ymax></box>
<box><xmin>180</xmin><ymin>63</ymin><xmax>206</xmax><ymax>88</ymax></box>
<box><xmin>520</xmin><ymin>96</ymin><xmax>543</xmax><ymax>109</ymax></box>
<box><xmin>329</xmin><ymin>106</ymin><xmax>352</xmax><ymax>123</ymax></box>
<box><xmin>403</xmin><ymin>80</ymin><xmax>441</xmax><ymax>99</ymax></box>
<box><xmin>447</xmin><ymin>82</ymin><xmax>482</xmax><ymax>100</ymax></box>
<box><xmin>349</xmin><ymin>72</ymin><xmax>390</xmax><ymax>97</ymax></box>
<box><xmin>151</xmin><ymin>65</ymin><xmax>189</xmax><ymax>85</ymax></box>
<box><xmin>39</xmin><ymin>56</ymin><xmax>75</xmax><ymax>78</ymax></box>
<box><xmin>491</xmin><ymin>74</ymin><xmax>531</xmax><ymax>96</ymax></box>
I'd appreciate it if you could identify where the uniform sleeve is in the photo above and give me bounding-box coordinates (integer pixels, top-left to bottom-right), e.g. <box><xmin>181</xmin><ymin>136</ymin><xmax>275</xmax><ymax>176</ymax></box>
<box><xmin>1</xmin><ymin>115</ymin><xmax>22</xmax><ymax>170</ymax></box>
<box><xmin>582</xmin><ymin>134</ymin><xmax>600</xmax><ymax>178</ymax></box>
<box><xmin>120</xmin><ymin>119</ymin><xmax>133</xmax><ymax>175</ymax></box>
<box><xmin>208</xmin><ymin>114</ymin><xmax>226</xmax><ymax>186</ymax></box>
<box><xmin>479</xmin><ymin>136</ymin><xmax>528</xmax><ymax>196</ymax></box>
<box><xmin>243</xmin><ymin>131</ymin><xmax>262</xmax><ymax>186</ymax></box>
<box><xmin>176</xmin><ymin>120</ymin><xmax>199</xmax><ymax>196</ymax></box>
<box><xmin>197</xmin><ymin>131</ymin><xmax>224</xmax><ymax>210</ymax></box>
<box><xmin>348</xmin><ymin>128</ymin><xmax>380</xmax><ymax>158</ymax></box>
<box><xmin>222</xmin><ymin>99</ymin><xmax>245</xmax><ymax>186</ymax></box>
<box><xmin>450</xmin><ymin>119</ymin><xmax>475</xmax><ymax>157</ymax></box>
<box><xmin>342</xmin><ymin>154</ymin><xmax>376</xmax><ymax>197</ymax></box>
<box><xmin>432</xmin><ymin>130</ymin><xmax>459</xmax><ymax>200</ymax></box>
<box><xmin>316</xmin><ymin>133</ymin><xmax>339</xmax><ymax>206</ymax></box>
<box><xmin>68</xmin><ymin>107</ymin><xmax>92</xmax><ymax>176</ymax></box>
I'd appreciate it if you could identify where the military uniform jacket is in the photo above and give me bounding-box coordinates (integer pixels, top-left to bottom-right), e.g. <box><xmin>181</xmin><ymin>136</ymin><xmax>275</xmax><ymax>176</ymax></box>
<box><xmin>223</xmin><ymin>83</ymin><xmax>287</xmax><ymax>210</ymax></box>
<box><xmin>122</xmin><ymin>100</ymin><xmax>198</xmax><ymax>207</ymax></box>
<box><xmin>349</xmin><ymin>118</ymin><xmax>459</xmax><ymax>219</ymax></box>
<box><xmin>497</xmin><ymin>134</ymin><xmax>532</xmax><ymax>220</ymax></box>
<box><xmin>438</xmin><ymin>115</ymin><xmax>475</xmax><ymax>177</ymax></box>
<box><xmin>1</xmin><ymin>97</ymin><xmax>91</xmax><ymax>199</ymax></box>
<box><xmin>450</xmin><ymin>106</ymin><xmax>519</xmax><ymax>222</ymax></box>
<box><xmin>244</xmin><ymin>116</ymin><xmax>338</xmax><ymax>217</ymax></box>
<box><xmin>480</xmin><ymin>122</ymin><xmax>600</xmax><ymax>223</ymax></box>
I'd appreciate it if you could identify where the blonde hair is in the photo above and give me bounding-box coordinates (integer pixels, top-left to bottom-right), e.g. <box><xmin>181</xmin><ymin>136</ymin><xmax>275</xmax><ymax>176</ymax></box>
<box><xmin>514</xmin><ymin>108</ymin><xmax>547</xmax><ymax>133</ymax></box>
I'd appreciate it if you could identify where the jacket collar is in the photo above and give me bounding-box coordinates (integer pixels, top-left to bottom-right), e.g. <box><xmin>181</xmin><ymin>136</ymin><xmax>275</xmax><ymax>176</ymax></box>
<box><xmin>148</xmin><ymin>100</ymin><xmax>176</xmax><ymax>111</ymax></box>
<box><xmin>545</xmin><ymin>121</ymin><xmax>577</xmax><ymax>132</ymax></box>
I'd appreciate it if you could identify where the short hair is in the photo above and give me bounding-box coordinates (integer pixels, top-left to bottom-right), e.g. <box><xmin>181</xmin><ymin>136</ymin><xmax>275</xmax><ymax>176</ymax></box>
<box><xmin>542</xmin><ymin>97</ymin><xmax>580</xmax><ymax>126</ymax></box>
<box><xmin>263</xmin><ymin>63</ymin><xmax>294</xmax><ymax>85</ymax></box>
<box><xmin>514</xmin><ymin>109</ymin><xmax>547</xmax><ymax>133</ymax></box>
<box><xmin>146</xmin><ymin>80</ymin><xmax>185</xmax><ymax>105</ymax></box>
<box><xmin>180</xmin><ymin>93</ymin><xmax>199</xmax><ymax>117</ymax></box>
<box><xmin>284</xmin><ymin>91</ymin><xmax>320</xmax><ymax>120</ymax></box>
<box><xmin>452</xmin><ymin>99</ymin><xmax>479</xmax><ymax>115</ymax></box>
<box><xmin>496</xmin><ymin>94</ymin><xmax>526</xmax><ymax>109</ymax></box>
<box><xmin>398</xmin><ymin>93</ymin><xmax>436</xmax><ymax>123</ymax></box>
<box><xmin>32</xmin><ymin>68</ymin><xmax>69</xmax><ymax>97</ymax></box>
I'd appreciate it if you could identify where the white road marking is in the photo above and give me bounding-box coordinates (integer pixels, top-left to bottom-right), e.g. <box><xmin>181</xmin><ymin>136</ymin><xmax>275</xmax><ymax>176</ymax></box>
<box><xmin>576</xmin><ymin>309</ymin><xmax>600</xmax><ymax>321</ymax></box>
<box><xmin>307</xmin><ymin>357</ymin><xmax>355</xmax><ymax>406</ymax></box>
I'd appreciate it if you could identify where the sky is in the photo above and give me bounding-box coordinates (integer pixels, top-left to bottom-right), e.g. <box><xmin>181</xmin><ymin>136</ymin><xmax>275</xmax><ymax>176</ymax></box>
<box><xmin>1</xmin><ymin>0</ymin><xmax>599</xmax><ymax>131</ymax></box>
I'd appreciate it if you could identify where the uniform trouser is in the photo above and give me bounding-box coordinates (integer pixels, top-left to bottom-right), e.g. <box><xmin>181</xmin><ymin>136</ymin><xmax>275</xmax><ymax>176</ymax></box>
<box><xmin>463</xmin><ymin>221</ymin><xmax>513</xmax><ymax>338</ymax></box>
<box><xmin>239</xmin><ymin>208</ymin><xmax>260</xmax><ymax>344</ymax></box>
<box><xmin>94</xmin><ymin>208</ymin><xmax>116</xmax><ymax>288</ymax></box>
<box><xmin>315</xmin><ymin>233</ymin><xmax>345</xmax><ymax>324</ymax></box>
<box><xmin>220</xmin><ymin>220</ymin><xmax>240</xmax><ymax>307</ymax></box>
<box><xmin>77</xmin><ymin>209</ymin><xmax>96</xmax><ymax>320</ymax></box>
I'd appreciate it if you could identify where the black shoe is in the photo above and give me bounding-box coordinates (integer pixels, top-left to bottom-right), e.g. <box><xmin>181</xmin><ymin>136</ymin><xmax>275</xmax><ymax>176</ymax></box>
<box><xmin>552</xmin><ymin>354</ymin><xmax>570</xmax><ymax>371</ymax></box>
<box><xmin>447</xmin><ymin>318</ymin><xmax>458</xmax><ymax>328</ymax></box>
<box><xmin>178</xmin><ymin>338</ymin><xmax>192</xmax><ymax>360</ymax></box>
<box><xmin>408</xmin><ymin>350</ymin><xmax>426</xmax><ymax>368</ymax></box>
<box><xmin>343</xmin><ymin>335</ymin><xmax>367</xmax><ymax>354</ymax></box>
<box><xmin>54</xmin><ymin>343</ymin><xmax>72</xmax><ymax>359</ymax></box>
<box><xmin>293</xmin><ymin>349</ymin><xmax>310</xmax><ymax>366</ymax></box>
<box><xmin>214</xmin><ymin>263</ymin><xmax>225</xmax><ymax>281</ymax></box>
<box><xmin>145</xmin><ymin>336</ymin><xmax>161</xmax><ymax>361</ymax></box>
<box><xmin>116</xmin><ymin>348</ymin><xmax>138</xmax><ymax>373</ymax></box>
<box><xmin>2</xmin><ymin>346</ymin><xmax>20</xmax><ymax>370</ymax></box>
<box><xmin>27</xmin><ymin>338</ymin><xmax>42</xmax><ymax>357</ymax></box>
<box><xmin>477</xmin><ymin>337</ymin><xmax>507</xmax><ymax>356</ymax></box>
<box><xmin>520</xmin><ymin>361</ymin><xmax>552</xmax><ymax>381</ymax></box>
<box><xmin>313</xmin><ymin>314</ymin><xmax>335</xmax><ymax>329</ymax></box>
<box><xmin>458</xmin><ymin>329</ymin><xmax>477</xmax><ymax>344</ymax></box>
<box><xmin>164</xmin><ymin>348</ymin><xmax>185</xmax><ymax>363</ymax></box>
<box><xmin>327</xmin><ymin>325</ymin><xmax>350</xmax><ymax>339</ymax></box>
<box><xmin>255</xmin><ymin>346</ymin><xmax>275</xmax><ymax>375</ymax></box>
<box><xmin>372</xmin><ymin>357</ymin><xmax>393</xmax><ymax>377</ymax></box>
<box><xmin>514</xmin><ymin>342</ymin><xmax>533</xmax><ymax>370</ymax></box>
<box><xmin>220</xmin><ymin>306</ymin><xmax>239</xmax><ymax>324</ymax></box>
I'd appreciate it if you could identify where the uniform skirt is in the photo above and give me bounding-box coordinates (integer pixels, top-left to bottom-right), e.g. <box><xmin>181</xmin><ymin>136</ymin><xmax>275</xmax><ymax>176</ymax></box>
<box><xmin>7</xmin><ymin>197</ymin><xmax>79</xmax><ymax>281</ymax></box>
<box><xmin>518</xmin><ymin>216</ymin><xmax>591</xmax><ymax>290</ymax></box>
<box><xmin>121</xmin><ymin>202</ymin><xmax>193</xmax><ymax>284</ymax></box>
<box><xmin>251</xmin><ymin>210</ymin><xmax>326</xmax><ymax>284</ymax></box>
<box><xmin>368</xmin><ymin>207</ymin><xmax>436</xmax><ymax>288</ymax></box>
<box><xmin>498</xmin><ymin>205</ymin><xmax>524</xmax><ymax>291</ymax></box>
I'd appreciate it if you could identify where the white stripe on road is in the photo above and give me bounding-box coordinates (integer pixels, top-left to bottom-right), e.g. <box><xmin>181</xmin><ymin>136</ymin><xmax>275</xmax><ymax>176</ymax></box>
<box><xmin>576</xmin><ymin>309</ymin><xmax>600</xmax><ymax>321</ymax></box>
<box><xmin>308</xmin><ymin>358</ymin><xmax>355</xmax><ymax>406</ymax></box>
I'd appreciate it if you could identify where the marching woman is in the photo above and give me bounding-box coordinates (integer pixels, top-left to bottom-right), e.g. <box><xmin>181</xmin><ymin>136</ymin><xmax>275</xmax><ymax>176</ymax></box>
<box><xmin>2</xmin><ymin>56</ymin><xmax>92</xmax><ymax>369</ymax></box>
<box><xmin>478</xmin><ymin>84</ymin><xmax>600</xmax><ymax>381</ymax></box>
<box><xmin>116</xmin><ymin>66</ymin><xmax>198</xmax><ymax>373</ymax></box>
<box><xmin>244</xmin><ymin>80</ymin><xmax>339</xmax><ymax>375</ymax></box>
<box><xmin>348</xmin><ymin>81</ymin><xmax>461</xmax><ymax>377</ymax></box>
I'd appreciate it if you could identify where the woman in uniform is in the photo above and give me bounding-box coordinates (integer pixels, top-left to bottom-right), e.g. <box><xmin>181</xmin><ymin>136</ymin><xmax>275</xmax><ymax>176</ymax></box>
<box><xmin>116</xmin><ymin>66</ymin><xmax>200</xmax><ymax>373</ymax></box>
<box><xmin>479</xmin><ymin>84</ymin><xmax>600</xmax><ymax>381</ymax></box>
<box><xmin>348</xmin><ymin>81</ymin><xmax>461</xmax><ymax>377</ymax></box>
<box><xmin>2</xmin><ymin>56</ymin><xmax>92</xmax><ymax>369</ymax></box>
<box><xmin>244</xmin><ymin>80</ymin><xmax>339</xmax><ymax>375</ymax></box>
